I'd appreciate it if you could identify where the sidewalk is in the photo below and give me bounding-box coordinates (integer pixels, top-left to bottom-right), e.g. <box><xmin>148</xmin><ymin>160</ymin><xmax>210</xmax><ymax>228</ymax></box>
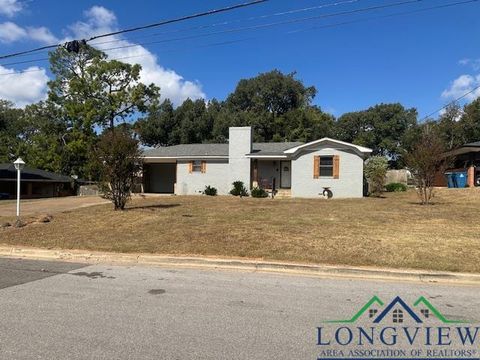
<box><xmin>0</xmin><ymin>245</ymin><xmax>479</xmax><ymax>285</ymax></box>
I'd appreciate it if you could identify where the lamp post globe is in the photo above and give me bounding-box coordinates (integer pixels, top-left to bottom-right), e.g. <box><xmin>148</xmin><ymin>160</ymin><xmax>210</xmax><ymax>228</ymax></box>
<box><xmin>14</xmin><ymin>157</ymin><xmax>25</xmax><ymax>171</ymax></box>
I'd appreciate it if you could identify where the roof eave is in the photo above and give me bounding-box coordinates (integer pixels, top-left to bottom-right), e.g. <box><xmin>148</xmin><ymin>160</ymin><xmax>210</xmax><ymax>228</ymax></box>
<box><xmin>245</xmin><ymin>154</ymin><xmax>289</xmax><ymax>159</ymax></box>
<box><xmin>143</xmin><ymin>155</ymin><xmax>228</xmax><ymax>160</ymax></box>
<box><xmin>284</xmin><ymin>137</ymin><xmax>373</xmax><ymax>155</ymax></box>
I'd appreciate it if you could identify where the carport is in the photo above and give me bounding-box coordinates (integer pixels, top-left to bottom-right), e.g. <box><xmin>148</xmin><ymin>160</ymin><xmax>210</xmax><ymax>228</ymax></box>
<box><xmin>143</xmin><ymin>163</ymin><xmax>176</xmax><ymax>194</ymax></box>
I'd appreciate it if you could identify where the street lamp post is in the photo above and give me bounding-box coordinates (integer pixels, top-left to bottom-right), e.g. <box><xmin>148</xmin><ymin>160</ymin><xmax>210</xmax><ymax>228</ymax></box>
<box><xmin>13</xmin><ymin>158</ymin><xmax>25</xmax><ymax>227</ymax></box>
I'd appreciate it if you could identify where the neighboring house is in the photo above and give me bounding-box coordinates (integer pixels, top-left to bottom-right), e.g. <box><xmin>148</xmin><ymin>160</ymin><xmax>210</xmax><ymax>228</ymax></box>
<box><xmin>0</xmin><ymin>164</ymin><xmax>74</xmax><ymax>199</ymax></box>
<box><xmin>142</xmin><ymin>127</ymin><xmax>372</xmax><ymax>198</ymax></box>
<box><xmin>435</xmin><ymin>141</ymin><xmax>480</xmax><ymax>187</ymax></box>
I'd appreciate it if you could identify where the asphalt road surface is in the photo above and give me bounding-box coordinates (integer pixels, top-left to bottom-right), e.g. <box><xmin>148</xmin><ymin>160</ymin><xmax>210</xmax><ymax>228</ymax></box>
<box><xmin>0</xmin><ymin>258</ymin><xmax>479</xmax><ymax>360</ymax></box>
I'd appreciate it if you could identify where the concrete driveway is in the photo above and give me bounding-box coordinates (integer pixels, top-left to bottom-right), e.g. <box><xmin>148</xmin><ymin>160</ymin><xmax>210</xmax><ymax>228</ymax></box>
<box><xmin>0</xmin><ymin>196</ymin><xmax>108</xmax><ymax>217</ymax></box>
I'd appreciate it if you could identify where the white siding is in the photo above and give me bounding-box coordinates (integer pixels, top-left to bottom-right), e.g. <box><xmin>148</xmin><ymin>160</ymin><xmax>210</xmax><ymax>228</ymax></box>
<box><xmin>176</xmin><ymin>160</ymin><xmax>231</xmax><ymax>195</ymax></box>
<box><xmin>228</xmin><ymin>127</ymin><xmax>252</xmax><ymax>188</ymax></box>
<box><xmin>291</xmin><ymin>147</ymin><xmax>364</xmax><ymax>198</ymax></box>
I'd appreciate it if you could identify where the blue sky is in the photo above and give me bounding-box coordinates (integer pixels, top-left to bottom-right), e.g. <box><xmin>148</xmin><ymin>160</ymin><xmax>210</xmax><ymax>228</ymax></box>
<box><xmin>1</xmin><ymin>0</ymin><xmax>480</xmax><ymax>118</ymax></box>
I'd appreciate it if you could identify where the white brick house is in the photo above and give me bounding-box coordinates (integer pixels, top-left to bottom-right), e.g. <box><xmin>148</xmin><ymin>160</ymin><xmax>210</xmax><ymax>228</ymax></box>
<box><xmin>142</xmin><ymin>127</ymin><xmax>372</xmax><ymax>198</ymax></box>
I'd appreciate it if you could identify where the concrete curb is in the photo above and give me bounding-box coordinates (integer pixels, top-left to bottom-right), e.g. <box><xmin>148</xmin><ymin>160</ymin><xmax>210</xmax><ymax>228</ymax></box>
<box><xmin>1</xmin><ymin>246</ymin><xmax>479</xmax><ymax>285</ymax></box>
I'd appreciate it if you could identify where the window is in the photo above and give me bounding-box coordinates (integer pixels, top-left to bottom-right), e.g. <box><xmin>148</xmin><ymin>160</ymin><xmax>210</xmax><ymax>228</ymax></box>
<box><xmin>421</xmin><ymin>309</ymin><xmax>430</xmax><ymax>318</ymax></box>
<box><xmin>189</xmin><ymin>160</ymin><xmax>206</xmax><ymax>173</ymax></box>
<box><xmin>313</xmin><ymin>155</ymin><xmax>339</xmax><ymax>179</ymax></box>
<box><xmin>319</xmin><ymin>156</ymin><xmax>334</xmax><ymax>177</ymax></box>
<box><xmin>369</xmin><ymin>309</ymin><xmax>378</xmax><ymax>318</ymax></box>
<box><xmin>192</xmin><ymin>160</ymin><xmax>202</xmax><ymax>172</ymax></box>
<box><xmin>392</xmin><ymin>309</ymin><xmax>404</xmax><ymax>323</ymax></box>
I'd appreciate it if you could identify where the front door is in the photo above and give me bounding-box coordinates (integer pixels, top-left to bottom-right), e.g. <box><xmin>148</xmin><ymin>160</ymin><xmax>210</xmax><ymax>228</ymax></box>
<box><xmin>280</xmin><ymin>161</ymin><xmax>291</xmax><ymax>188</ymax></box>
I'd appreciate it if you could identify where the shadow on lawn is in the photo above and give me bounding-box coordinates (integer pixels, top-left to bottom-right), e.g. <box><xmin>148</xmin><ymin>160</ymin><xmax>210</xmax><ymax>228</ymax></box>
<box><xmin>125</xmin><ymin>204</ymin><xmax>181</xmax><ymax>211</ymax></box>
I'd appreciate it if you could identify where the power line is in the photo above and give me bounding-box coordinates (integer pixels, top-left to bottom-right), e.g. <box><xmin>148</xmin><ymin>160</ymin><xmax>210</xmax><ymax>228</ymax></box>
<box><xmin>0</xmin><ymin>0</ymin><xmax>428</xmax><ymax>67</ymax></box>
<box><xmin>86</xmin><ymin>0</ymin><xmax>268</xmax><ymax>41</ymax></box>
<box><xmin>88</xmin><ymin>0</ymin><xmax>362</xmax><ymax>47</ymax></box>
<box><xmin>0</xmin><ymin>0</ymin><xmax>268</xmax><ymax>60</ymax></box>
<box><xmin>289</xmin><ymin>0</ymin><xmax>479</xmax><ymax>33</ymax></box>
<box><xmin>0</xmin><ymin>39</ymin><xmax>253</xmax><ymax>76</ymax></box>
<box><xmin>103</xmin><ymin>0</ymin><xmax>426</xmax><ymax>53</ymax></box>
<box><xmin>1</xmin><ymin>0</ymin><xmax>363</xmax><ymax>60</ymax></box>
<box><xmin>420</xmin><ymin>84</ymin><xmax>480</xmax><ymax>121</ymax></box>
<box><xmin>1</xmin><ymin>0</ymin><xmax>478</xmax><ymax>75</ymax></box>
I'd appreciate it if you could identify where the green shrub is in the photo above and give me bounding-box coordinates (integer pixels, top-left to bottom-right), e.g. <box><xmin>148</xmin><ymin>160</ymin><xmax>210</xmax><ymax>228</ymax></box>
<box><xmin>203</xmin><ymin>185</ymin><xmax>217</xmax><ymax>196</ymax></box>
<box><xmin>385</xmin><ymin>182</ymin><xmax>408</xmax><ymax>192</ymax></box>
<box><xmin>364</xmin><ymin>156</ymin><xmax>388</xmax><ymax>197</ymax></box>
<box><xmin>251</xmin><ymin>187</ymin><xmax>268</xmax><ymax>198</ymax></box>
<box><xmin>230</xmin><ymin>181</ymin><xmax>249</xmax><ymax>197</ymax></box>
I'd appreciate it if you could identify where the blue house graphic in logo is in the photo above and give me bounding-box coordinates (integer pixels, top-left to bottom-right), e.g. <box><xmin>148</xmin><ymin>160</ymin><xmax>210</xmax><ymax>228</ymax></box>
<box><xmin>373</xmin><ymin>296</ymin><xmax>423</xmax><ymax>324</ymax></box>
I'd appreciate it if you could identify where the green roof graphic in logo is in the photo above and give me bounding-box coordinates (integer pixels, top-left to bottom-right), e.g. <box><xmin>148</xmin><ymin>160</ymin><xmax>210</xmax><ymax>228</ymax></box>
<box><xmin>413</xmin><ymin>296</ymin><xmax>468</xmax><ymax>324</ymax></box>
<box><xmin>326</xmin><ymin>295</ymin><xmax>384</xmax><ymax>324</ymax></box>
<box><xmin>326</xmin><ymin>295</ymin><xmax>469</xmax><ymax>324</ymax></box>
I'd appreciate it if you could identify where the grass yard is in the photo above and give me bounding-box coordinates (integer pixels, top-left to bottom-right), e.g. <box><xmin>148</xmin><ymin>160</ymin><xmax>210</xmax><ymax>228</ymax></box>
<box><xmin>1</xmin><ymin>188</ymin><xmax>479</xmax><ymax>273</ymax></box>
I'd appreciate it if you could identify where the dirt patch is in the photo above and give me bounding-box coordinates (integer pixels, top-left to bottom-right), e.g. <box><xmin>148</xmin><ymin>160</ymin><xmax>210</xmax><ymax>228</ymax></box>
<box><xmin>0</xmin><ymin>196</ymin><xmax>108</xmax><ymax>217</ymax></box>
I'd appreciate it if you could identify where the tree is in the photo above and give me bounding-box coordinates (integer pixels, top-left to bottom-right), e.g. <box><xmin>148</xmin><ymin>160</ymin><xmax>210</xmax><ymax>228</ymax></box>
<box><xmin>405</xmin><ymin>126</ymin><xmax>450</xmax><ymax>205</ymax></box>
<box><xmin>15</xmin><ymin>102</ymin><xmax>65</xmax><ymax>173</ymax></box>
<box><xmin>458</xmin><ymin>98</ymin><xmax>480</xmax><ymax>144</ymax></box>
<box><xmin>135</xmin><ymin>70</ymin><xmax>336</xmax><ymax>145</ymax></box>
<box><xmin>435</xmin><ymin>103</ymin><xmax>465</xmax><ymax>150</ymax></box>
<box><xmin>336</xmin><ymin>103</ymin><xmax>418</xmax><ymax>163</ymax></box>
<box><xmin>94</xmin><ymin>127</ymin><xmax>142</xmax><ymax>210</ymax></box>
<box><xmin>48</xmin><ymin>44</ymin><xmax>159</xmax><ymax>131</ymax></box>
<box><xmin>170</xmin><ymin>98</ymin><xmax>209</xmax><ymax>144</ymax></box>
<box><xmin>0</xmin><ymin>100</ymin><xmax>23</xmax><ymax>163</ymax></box>
<box><xmin>275</xmin><ymin>106</ymin><xmax>335</xmax><ymax>142</ymax></box>
<box><xmin>136</xmin><ymin>99</ymin><xmax>176</xmax><ymax>146</ymax></box>
<box><xmin>364</xmin><ymin>156</ymin><xmax>388</xmax><ymax>197</ymax></box>
<box><xmin>226</xmin><ymin>70</ymin><xmax>317</xmax><ymax>141</ymax></box>
<box><xmin>46</xmin><ymin>43</ymin><xmax>159</xmax><ymax>179</ymax></box>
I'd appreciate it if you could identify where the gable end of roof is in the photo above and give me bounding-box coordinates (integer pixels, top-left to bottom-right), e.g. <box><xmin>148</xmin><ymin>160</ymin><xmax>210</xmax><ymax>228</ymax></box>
<box><xmin>283</xmin><ymin>138</ymin><xmax>373</xmax><ymax>155</ymax></box>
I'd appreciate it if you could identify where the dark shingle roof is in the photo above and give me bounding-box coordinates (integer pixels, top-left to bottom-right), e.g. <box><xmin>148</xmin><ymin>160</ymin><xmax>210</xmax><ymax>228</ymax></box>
<box><xmin>144</xmin><ymin>144</ymin><xmax>228</xmax><ymax>157</ymax></box>
<box><xmin>0</xmin><ymin>164</ymin><xmax>72</xmax><ymax>182</ymax></box>
<box><xmin>143</xmin><ymin>142</ymin><xmax>303</xmax><ymax>158</ymax></box>
<box><xmin>249</xmin><ymin>142</ymin><xmax>303</xmax><ymax>155</ymax></box>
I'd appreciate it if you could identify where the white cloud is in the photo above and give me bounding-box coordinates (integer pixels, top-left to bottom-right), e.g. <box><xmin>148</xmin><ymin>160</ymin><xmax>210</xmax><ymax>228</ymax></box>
<box><xmin>68</xmin><ymin>6</ymin><xmax>117</xmax><ymax>39</ymax></box>
<box><xmin>69</xmin><ymin>6</ymin><xmax>205</xmax><ymax>106</ymax></box>
<box><xmin>27</xmin><ymin>26</ymin><xmax>58</xmax><ymax>44</ymax></box>
<box><xmin>0</xmin><ymin>5</ymin><xmax>205</xmax><ymax>108</ymax></box>
<box><xmin>0</xmin><ymin>66</ymin><xmax>49</xmax><ymax>107</ymax></box>
<box><xmin>459</xmin><ymin>58</ymin><xmax>480</xmax><ymax>71</ymax></box>
<box><xmin>441</xmin><ymin>74</ymin><xmax>480</xmax><ymax>101</ymax></box>
<box><xmin>0</xmin><ymin>21</ymin><xmax>26</xmax><ymax>42</ymax></box>
<box><xmin>86</xmin><ymin>6</ymin><xmax>116</xmax><ymax>28</ymax></box>
<box><xmin>0</xmin><ymin>0</ymin><xmax>23</xmax><ymax>17</ymax></box>
<box><xmin>0</xmin><ymin>21</ymin><xmax>58</xmax><ymax>44</ymax></box>
<box><xmin>104</xmin><ymin>43</ymin><xmax>206</xmax><ymax>106</ymax></box>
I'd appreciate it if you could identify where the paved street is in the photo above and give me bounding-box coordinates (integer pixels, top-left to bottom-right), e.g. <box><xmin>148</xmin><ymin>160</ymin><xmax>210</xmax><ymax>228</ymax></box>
<box><xmin>0</xmin><ymin>257</ymin><xmax>479</xmax><ymax>359</ymax></box>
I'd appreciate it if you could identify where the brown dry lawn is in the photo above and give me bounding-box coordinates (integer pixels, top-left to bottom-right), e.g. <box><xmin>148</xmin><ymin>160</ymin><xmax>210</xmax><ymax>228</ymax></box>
<box><xmin>1</xmin><ymin>188</ymin><xmax>479</xmax><ymax>273</ymax></box>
